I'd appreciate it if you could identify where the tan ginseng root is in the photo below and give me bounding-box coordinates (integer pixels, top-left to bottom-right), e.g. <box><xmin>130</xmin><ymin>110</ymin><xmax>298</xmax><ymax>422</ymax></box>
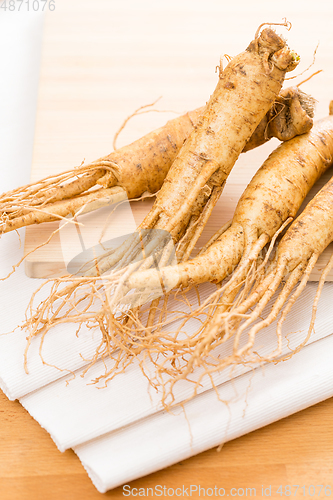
<box><xmin>21</xmin><ymin>24</ymin><xmax>302</xmax><ymax>372</ymax></box>
<box><xmin>95</xmin><ymin>107</ymin><xmax>333</xmax><ymax>403</ymax></box>
<box><xmin>0</xmin><ymin>85</ymin><xmax>313</xmax><ymax>235</ymax></box>
<box><xmin>22</xmin><ymin>25</ymin><xmax>299</xmax><ymax>313</ymax></box>
<box><xmin>22</xmin><ymin>107</ymin><xmax>333</xmax><ymax>387</ymax></box>
<box><xmin>86</xmin><ymin>26</ymin><xmax>300</xmax><ymax>279</ymax></box>
<box><xmin>206</xmin><ymin>173</ymin><xmax>333</xmax><ymax>373</ymax></box>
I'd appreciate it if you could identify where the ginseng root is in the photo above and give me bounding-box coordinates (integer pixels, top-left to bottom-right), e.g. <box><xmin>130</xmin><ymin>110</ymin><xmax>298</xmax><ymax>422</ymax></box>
<box><xmin>121</xmin><ymin>110</ymin><xmax>333</xmax><ymax>306</ymax></box>
<box><xmin>23</xmin><ymin>107</ymin><xmax>333</xmax><ymax>387</ymax></box>
<box><xmin>82</xmin><ymin>26</ymin><xmax>299</xmax><ymax>282</ymax></box>
<box><xmin>148</xmin><ymin>132</ymin><xmax>333</xmax><ymax>404</ymax></box>
<box><xmin>208</xmin><ymin>173</ymin><xmax>333</xmax><ymax>373</ymax></box>
<box><xmin>0</xmin><ymin>85</ymin><xmax>313</xmax><ymax>235</ymax></box>
<box><xmin>92</xmin><ymin>107</ymin><xmax>333</xmax><ymax>403</ymax></box>
<box><xmin>22</xmin><ymin>24</ymin><xmax>301</xmax><ymax>373</ymax></box>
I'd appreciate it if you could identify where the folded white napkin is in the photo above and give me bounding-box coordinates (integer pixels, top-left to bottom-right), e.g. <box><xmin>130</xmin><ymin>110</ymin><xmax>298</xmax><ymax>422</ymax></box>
<box><xmin>74</xmin><ymin>333</ymin><xmax>333</xmax><ymax>493</ymax></box>
<box><xmin>20</xmin><ymin>280</ymin><xmax>333</xmax><ymax>451</ymax></box>
<box><xmin>0</xmin><ymin>229</ymin><xmax>105</xmax><ymax>400</ymax></box>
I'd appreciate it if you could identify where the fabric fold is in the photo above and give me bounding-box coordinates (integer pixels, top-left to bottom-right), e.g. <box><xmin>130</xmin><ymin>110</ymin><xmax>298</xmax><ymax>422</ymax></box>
<box><xmin>74</xmin><ymin>333</ymin><xmax>333</xmax><ymax>493</ymax></box>
<box><xmin>20</xmin><ymin>281</ymin><xmax>333</xmax><ymax>451</ymax></box>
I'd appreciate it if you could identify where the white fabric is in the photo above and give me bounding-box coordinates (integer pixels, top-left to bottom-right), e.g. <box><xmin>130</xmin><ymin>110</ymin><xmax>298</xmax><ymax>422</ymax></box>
<box><xmin>0</xmin><ymin>10</ymin><xmax>44</xmax><ymax>191</ymax></box>
<box><xmin>0</xmin><ymin>229</ymin><xmax>104</xmax><ymax>400</ymax></box>
<box><xmin>74</xmin><ymin>334</ymin><xmax>333</xmax><ymax>493</ymax></box>
<box><xmin>20</xmin><ymin>281</ymin><xmax>333</xmax><ymax>451</ymax></box>
<box><xmin>1</xmin><ymin>6</ymin><xmax>333</xmax><ymax>495</ymax></box>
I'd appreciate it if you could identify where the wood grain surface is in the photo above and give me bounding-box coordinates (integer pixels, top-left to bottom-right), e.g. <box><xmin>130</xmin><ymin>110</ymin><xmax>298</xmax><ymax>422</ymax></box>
<box><xmin>1</xmin><ymin>388</ymin><xmax>333</xmax><ymax>500</ymax></box>
<box><xmin>2</xmin><ymin>1</ymin><xmax>333</xmax><ymax>498</ymax></box>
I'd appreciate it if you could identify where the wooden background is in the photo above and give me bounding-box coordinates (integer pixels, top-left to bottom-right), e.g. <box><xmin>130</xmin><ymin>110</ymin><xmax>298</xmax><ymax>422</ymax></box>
<box><xmin>2</xmin><ymin>1</ymin><xmax>333</xmax><ymax>498</ymax></box>
<box><xmin>1</xmin><ymin>389</ymin><xmax>333</xmax><ymax>500</ymax></box>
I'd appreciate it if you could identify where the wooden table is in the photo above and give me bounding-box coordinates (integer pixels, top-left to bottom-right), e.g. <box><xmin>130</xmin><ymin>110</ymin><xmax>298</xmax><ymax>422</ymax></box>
<box><xmin>1</xmin><ymin>390</ymin><xmax>333</xmax><ymax>499</ymax></box>
<box><xmin>2</xmin><ymin>1</ymin><xmax>333</xmax><ymax>498</ymax></box>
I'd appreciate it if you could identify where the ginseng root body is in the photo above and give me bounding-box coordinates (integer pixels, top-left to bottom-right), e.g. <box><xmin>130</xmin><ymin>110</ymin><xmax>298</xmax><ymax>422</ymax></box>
<box><xmin>220</xmin><ymin>175</ymin><xmax>333</xmax><ymax>367</ymax></box>
<box><xmin>22</xmin><ymin>26</ymin><xmax>300</xmax><ymax>334</ymax></box>
<box><xmin>126</xmin><ymin>112</ymin><xmax>333</xmax><ymax>303</ymax></box>
<box><xmin>0</xmin><ymin>86</ymin><xmax>311</xmax><ymax>235</ymax></box>
<box><xmin>22</xmin><ymin>109</ymin><xmax>333</xmax><ymax>394</ymax></box>
<box><xmin>87</xmin><ymin>27</ymin><xmax>299</xmax><ymax>281</ymax></box>
<box><xmin>164</xmin><ymin>175</ymin><xmax>333</xmax><ymax>404</ymax></box>
<box><xmin>101</xmin><ymin>108</ymin><xmax>333</xmax><ymax>405</ymax></box>
<box><xmin>149</xmin><ymin>116</ymin><xmax>333</xmax><ymax>404</ymax></box>
<box><xmin>22</xmin><ymin>26</ymin><xmax>304</xmax><ymax>391</ymax></box>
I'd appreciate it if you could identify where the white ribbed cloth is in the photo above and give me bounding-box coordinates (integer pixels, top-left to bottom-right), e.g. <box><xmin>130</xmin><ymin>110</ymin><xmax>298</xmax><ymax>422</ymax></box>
<box><xmin>20</xmin><ymin>281</ymin><xmax>333</xmax><ymax>451</ymax></box>
<box><xmin>74</xmin><ymin>334</ymin><xmax>333</xmax><ymax>493</ymax></box>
